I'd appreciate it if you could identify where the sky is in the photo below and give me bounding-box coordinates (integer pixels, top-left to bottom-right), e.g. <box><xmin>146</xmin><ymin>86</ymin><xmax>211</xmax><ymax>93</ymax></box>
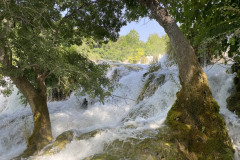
<box><xmin>119</xmin><ymin>17</ymin><xmax>166</xmax><ymax>42</ymax></box>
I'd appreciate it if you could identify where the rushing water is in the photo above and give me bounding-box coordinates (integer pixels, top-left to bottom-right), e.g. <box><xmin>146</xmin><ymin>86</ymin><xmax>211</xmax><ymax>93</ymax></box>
<box><xmin>0</xmin><ymin>56</ymin><xmax>239</xmax><ymax>160</ymax></box>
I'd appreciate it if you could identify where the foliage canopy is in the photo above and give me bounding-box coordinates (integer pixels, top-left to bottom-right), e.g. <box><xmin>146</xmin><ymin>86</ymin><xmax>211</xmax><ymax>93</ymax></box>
<box><xmin>166</xmin><ymin>0</ymin><xmax>240</xmax><ymax>63</ymax></box>
<box><xmin>91</xmin><ymin>29</ymin><xmax>168</xmax><ymax>63</ymax></box>
<box><xmin>0</xmin><ymin>0</ymin><xmax>126</xmax><ymax>101</ymax></box>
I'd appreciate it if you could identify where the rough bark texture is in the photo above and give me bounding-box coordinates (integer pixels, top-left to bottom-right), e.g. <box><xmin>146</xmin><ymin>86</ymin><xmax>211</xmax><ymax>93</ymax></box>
<box><xmin>136</xmin><ymin>0</ymin><xmax>234</xmax><ymax>159</ymax></box>
<box><xmin>1</xmin><ymin>44</ymin><xmax>53</xmax><ymax>157</ymax></box>
<box><xmin>11</xmin><ymin>76</ymin><xmax>53</xmax><ymax>158</ymax></box>
<box><xmin>137</xmin><ymin>0</ymin><xmax>202</xmax><ymax>86</ymax></box>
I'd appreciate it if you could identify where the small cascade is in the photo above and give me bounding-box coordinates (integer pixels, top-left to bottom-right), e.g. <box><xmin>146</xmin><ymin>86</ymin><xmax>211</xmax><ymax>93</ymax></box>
<box><xmin>0</xmin><ymin>57</ymin><xmax>240</xmax><ymax>159</ymax></box>
<box><xmin>205</xmin><ymin>65</ymin><xmax>240</xmax><ymax>159</ymax></box>
<box><xmin>0</xmin><ymin>88</ymin><xmax>32</xmax><ymax>159</ymax></box>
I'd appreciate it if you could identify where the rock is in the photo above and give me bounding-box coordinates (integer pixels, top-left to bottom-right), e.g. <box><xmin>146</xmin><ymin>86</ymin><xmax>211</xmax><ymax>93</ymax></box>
<box><xmin>76</xmin><ymin>129</ymin><xmax>102</xmax><ymax>141</ymax></box>
<box><xmin>227</xmin><ymin>92</ymin><xmax>240</xmax><ymax>117</ymax></box>
<box><xmin>81</xmin><ymin>98</ymin><xmax>88</xmax><ymax>109</ymax></box>
<box><xmin>40</xmin><ymin>129</ymin><xmax>103</xmax><ymax>157</ymax></box>
<box><xmin>124</xmin><ymin>64</ymin><xmax>143</xmax><ymax>71</ymax></box>
<box><xmin>137</xmin><ymin>73</ymin><xmax>165</xmax><ymax>103</ymax></box>
<box><xmin>143</xmin><ymin>63</ymin><xmax>161</xmax><ymax>77</ymax></box>
<box><xmin>84</xmin><ymin>127</ymin><xmax>186</xmax><ymax>160</ymax></box>
<box><xmin>111</xmin><ymin>68</ymin><xmax>120</xmax><ymax>82</ymax></box>
<box><xmin>41</xmin><ymin>130</ymin><xmax>74</xmax><ymax>155</ymax></box>
<box><xmin>227</xmin><ymin>62</ymin><xmax>240</xmax><ymax>117</ymax></box>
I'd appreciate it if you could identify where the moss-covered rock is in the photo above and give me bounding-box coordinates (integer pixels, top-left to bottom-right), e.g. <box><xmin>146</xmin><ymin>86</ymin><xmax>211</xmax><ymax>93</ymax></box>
<box><xmin>233</xmin><ymin>77</ymin><xmax>240</xmax><ymax>92</ymax></box>
<box><xmin>227</xmin><ymin>92</ymin><xmax>240</xmax><ymax>117</ymax></box>
<box><xmin>227</xmin><ymin>62</ymin><xmax>240</xmax><ymax>117</ymax></box>
<box><xmin>137</xmin><ymin>73</ymin><xmax>165</xmax><ymax>103</ymax></box>
<box><xmin>105</xmin><ymin>70</ymin><xmax>233</xmax><ymax>160</ymax></box>
<box><xmin>84</xmin><ymin>127</ymin><xmax>187</xmax><ymax>160</ymax></box>
<box><xmin>83</xmin><ymin>81</ymin><xmax>234</xmax><ymax>160</ymax></box>
<box><xmin>124</xmin><ymin>64</ymin><xmax>143</xmax><ymax>71</ymax></box>
<box><xmin>166</xmin><ymin>81</ymin><xmax>234</xmax><ymax>159</ymax></box>
<box><xmin>111</xmin><ymin>68</ymin><xmax>119</xmax><ymax>82</ymax></box>
<box><xmin>76</xmin><ymin>129</ymin><xmax>102</xmax><ymax>141</ymax></box>
<box><xmin>110</xmin><ymin>64</ymin><xmax>143</xmax><ymax>83</ymax></box>
<box><xmin>143</xmin><ymin>63</ymin><xmax>162</xmax><ymax>77</ymax></box>
<box><xmin>39</xmin><ymin>129</ymin><xmax>103</xmax><ymax>158</ymax></box>
<box><xmin>41</xmin><ymin>130</ymin><xmax>74</xmax><ymax>155</ymax></box>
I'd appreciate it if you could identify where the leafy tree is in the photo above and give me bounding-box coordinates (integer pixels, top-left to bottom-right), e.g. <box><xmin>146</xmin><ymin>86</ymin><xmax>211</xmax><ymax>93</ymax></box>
<box><xmin>92</xmin><ymin>29</ymin><xmax>168</xmax><ymax>63</ymax></box>
<box><xmin>145</xmin><ymin>34</ymin><xmax>168</xmax><ymax>56</ymax></box>
<box><xmin>166</xmin><ymin>1</ymin><xmax>240</xmax><ymax>120</ymax></box>
<box><xmin>71</xmin><ymin>39</ymin><xmax>101</xmax><ymax>61</ymax></box>
<box><xmin>92</xmin><ymin>29</ymin><xmax>145</xmax><ymax>62</ymax></box>
<box><xmin>124</xmin><ymin>0</ymin><xmax>234</xmax><ymax>158</ymax></box>
<box><xmin>166</xmin><ymin>0</ymin><xmax>240</xmax><ymax>65</ymax></box>
<box><xmin>128</xmin><ymin>48</ymin><xmax>145</xmax><ymax>63</ymax></box>
<box><xmin>0</xmin><ymin>0</ymin><xmax>126</xmax><ymax>157</ymax></box>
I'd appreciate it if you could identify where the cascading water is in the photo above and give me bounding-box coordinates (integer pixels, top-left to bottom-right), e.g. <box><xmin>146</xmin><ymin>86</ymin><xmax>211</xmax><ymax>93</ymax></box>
<box><xmin>0</xmin><ymin>56</ymin><xmax>239</xmax><ymax>160</ymax></box>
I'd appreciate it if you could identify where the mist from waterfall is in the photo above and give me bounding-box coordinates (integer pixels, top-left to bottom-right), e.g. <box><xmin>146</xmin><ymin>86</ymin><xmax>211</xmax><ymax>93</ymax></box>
<box><xmin>0</xmin><ymin>55</ymin><xmax>239</xmax><ymax>160</ymax></box>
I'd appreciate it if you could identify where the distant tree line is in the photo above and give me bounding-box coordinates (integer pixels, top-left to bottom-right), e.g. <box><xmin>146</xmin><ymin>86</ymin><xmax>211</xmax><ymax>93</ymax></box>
<box><xmin>73</xmin><ymin>29</ymin><xmax>169</xmax><ymax>63</ymax></box>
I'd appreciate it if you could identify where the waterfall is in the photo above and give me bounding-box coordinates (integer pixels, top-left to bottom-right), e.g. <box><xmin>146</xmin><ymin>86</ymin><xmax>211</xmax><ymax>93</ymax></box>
<box><xmin>0</xmin><ymin>56</ymin><xmax>239</xmax><ymax>159</ymax></box>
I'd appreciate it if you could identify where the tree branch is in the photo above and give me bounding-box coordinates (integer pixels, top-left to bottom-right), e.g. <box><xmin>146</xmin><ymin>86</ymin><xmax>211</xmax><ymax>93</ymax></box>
<box><xmin>0</xmin><ymin>47</ymin><xmax>9</xmax><ymax>67</ymax></box>
<box><xmin>32</xmin><ymin>65</ymin><xmax>48</xmax><ymax>96</ymax></box>
<box><xmin>6</xmin><ymin>41</ymin><xmax>12</xmax><ymax>66</ymax></box>
<box><xmin>52</xmin><ymin>3</ymin><xmax>85</xmax><ymax>45</ymax></box>
<box><xmin>111</xmin><ymin>94</ymin><xmax>136</xmax><ymax>102</ymax></box>
<box><xmin>37</xmin><ymin>73</ymin><xmax>47</xmax><ymax>96</ymax></box>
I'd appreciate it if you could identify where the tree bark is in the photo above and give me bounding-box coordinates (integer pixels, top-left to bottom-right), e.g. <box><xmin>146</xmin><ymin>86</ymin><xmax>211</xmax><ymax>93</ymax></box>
<box><xmin>11</xmin><ymin>76</ymin><xmax>53</xmax><ymax>157</ymax></box>
<box><xmin>137</xmin><ymin>0</ymin><xmax>205</xmax><ymax>86</ymax></box>
<box><xmin>1</xmin><ymin>19</ymin><xmax>53</xmax><ymax>158</ymax></box>
<box><xmin>136</xmin><ymin>0</ymin><xmax>234</xmax><ymax>158</ymax></box>
<box><xmin>1</xmin><ymin>45</ymin><xmax>52</xmax><ymax>157</ymax></box>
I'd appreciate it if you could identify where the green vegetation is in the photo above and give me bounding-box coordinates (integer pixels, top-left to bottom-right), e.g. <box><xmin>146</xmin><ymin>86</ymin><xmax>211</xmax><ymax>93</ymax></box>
<box><xmin>166</xmin><ymin>0</ymin><xmax>240</xmax><ymax>65</ymax></box>
<box><xmin>137</xmin><ymin>67</ymin><xmax>165</xmax><ymax>103</ymax></box>
<box><xmin>227</xmin><ymin>92</ymin><xmax>240</xmax><ymax>117</ymax></box>
<box><xmin>227</xmin><ymin>62</ymin><xmax>240</xmax><ymax>117</ymax></box>
<box><xmin>145</xmin><ymin>33</ymin><xmax>168</xmax><ymax>56</ymax></box>
<box><xmin>124</xmin><ymin>0</ymin><xmax>235</xmax><ymax>159</ymax></box>
<box><xmin>0</xmin><ymin>0</ymin><xmax>239</xmax><ymax>159</ymax></box>
<box><xmin>42</xmin><ymin>130</ymin><xmax>74</xmax><ymax>156</ymax></box>
<box><xmin>83</xmin><ymin>127</ymin><xmax>187</xmax><ymax>160</ymax></box>
<box><xmin>0</xmin><ymin>0</ymin><xmax>126</xmax><ymax>156</ymax></box>
<box><xmin>166</xmin><ymin>93</ymin><xmax>234</xmax><ymax>159</ymax></box>
<box><xmin>74</xmin><ymin>29</ymin><xmax>168</xmax><ymax>63</ymax></box>
<box><xmin>166</xmin><ymin>0</ymin><xmax>240</xmax><ymax>121</ymax></box>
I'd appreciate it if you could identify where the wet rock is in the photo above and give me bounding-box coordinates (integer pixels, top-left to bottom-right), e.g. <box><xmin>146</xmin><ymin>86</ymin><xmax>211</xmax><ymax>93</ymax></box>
<box><xmin>143</xmin><ymin>63</ymin><xmax>162</xmax><ymax>77</ymax></box>
<box><xmin>84</xmin><ymin>127</ymin><xmax>186</xmax><ymax>160</ymax></box>
<box><xmin>227</xmin><ymin>92</ymin><xmax>240</xmax><ymax>117</ymax></box>
<box><xmin>111</xmin><ymin>64</ymin><xmax>143</xmax><ymax>83</ymax></box>
<box><xmin>124</xmin><ymin>64</ymin><xmax>143</xmax><ymax>71</ymax></box>
<box><xmin>166</xmin><ymin>84</ymin><xmax>234</xmax><ymax>159</ymax></box>
<box><xmin>111</xmin><ymin>68</ymin><xmax>121</xmax><ymax>82</ymax></box>
<box><xmin>41</xmin><ymin>130</ymin><xmax>74</xmax><ymax>155</ymax></box>
<box><xmin>40</xmin><ymin>129</ymin><xmax>104</xmax><ymax>157</ymax></box>
<box><xmin>81</xmin><ymin>98</ymin><xmax>88</xmax><ymax>109</ymax></box>
<box><xmin>137</xmin><ymin>73</ymin><xmax>165</xmax><ymax>103</ymax></box>
<box><xmin>76</xmin><ymin>129</ymin><xmax>102</xmax><ymax>141</ymax></box>
<box><xmin>227</xmin><ymin>62</ymin><xmax>240</xmax><ymax>117</ymax></box>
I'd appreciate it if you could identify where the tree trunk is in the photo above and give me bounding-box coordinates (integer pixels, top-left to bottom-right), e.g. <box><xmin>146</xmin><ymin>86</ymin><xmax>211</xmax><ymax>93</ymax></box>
<box><xmin>0</xmin><ymin>22</ymin><xmax>52</xmax><ymax>158</ymax></box>
<box><xmin>136</xmin><ymin>0</ymin><xmax>234</xmax><ymax>159</ymax></box>
<box><xmin>24</xmin><ymin>94</ymin><xmax>52</xmax><ymax>157</ymax></box>
<box><xmin>11</xmin><ymin>76</ymin><xmax>53</xmax><ymax>157</ymax></box>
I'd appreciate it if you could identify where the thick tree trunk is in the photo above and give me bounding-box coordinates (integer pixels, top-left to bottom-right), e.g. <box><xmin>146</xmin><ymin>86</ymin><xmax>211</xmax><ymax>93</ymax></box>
<box><xmin>137</xmin><ymin>0</ymin><xmax>204</xmax><ymax>86</ymax></box>
<box><xmin>136</xmin><ymin>0</ymin><xmax>234</xmax><ymax>159</ymax></box>
<box><xmin>0</xmin><ymin>22</ymin><xmax>52</xmax><ymax>157</ymax></box>
<box><xmin>24</xmin><ymin>94</ymin><xmax>52</xmax><ymax>157</ymax></box>
<box><xmin>11</xmin><ymin>76</ymin><xmax>53</xmax><ymax>157</ymax></box>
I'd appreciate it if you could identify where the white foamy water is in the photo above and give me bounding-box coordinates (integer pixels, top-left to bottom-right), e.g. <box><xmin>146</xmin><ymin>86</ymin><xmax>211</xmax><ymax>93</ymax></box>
<box><xmin>0</xmin><ymin>56</ymin><xmax>239</xmax><ymax>159</ymax></box>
